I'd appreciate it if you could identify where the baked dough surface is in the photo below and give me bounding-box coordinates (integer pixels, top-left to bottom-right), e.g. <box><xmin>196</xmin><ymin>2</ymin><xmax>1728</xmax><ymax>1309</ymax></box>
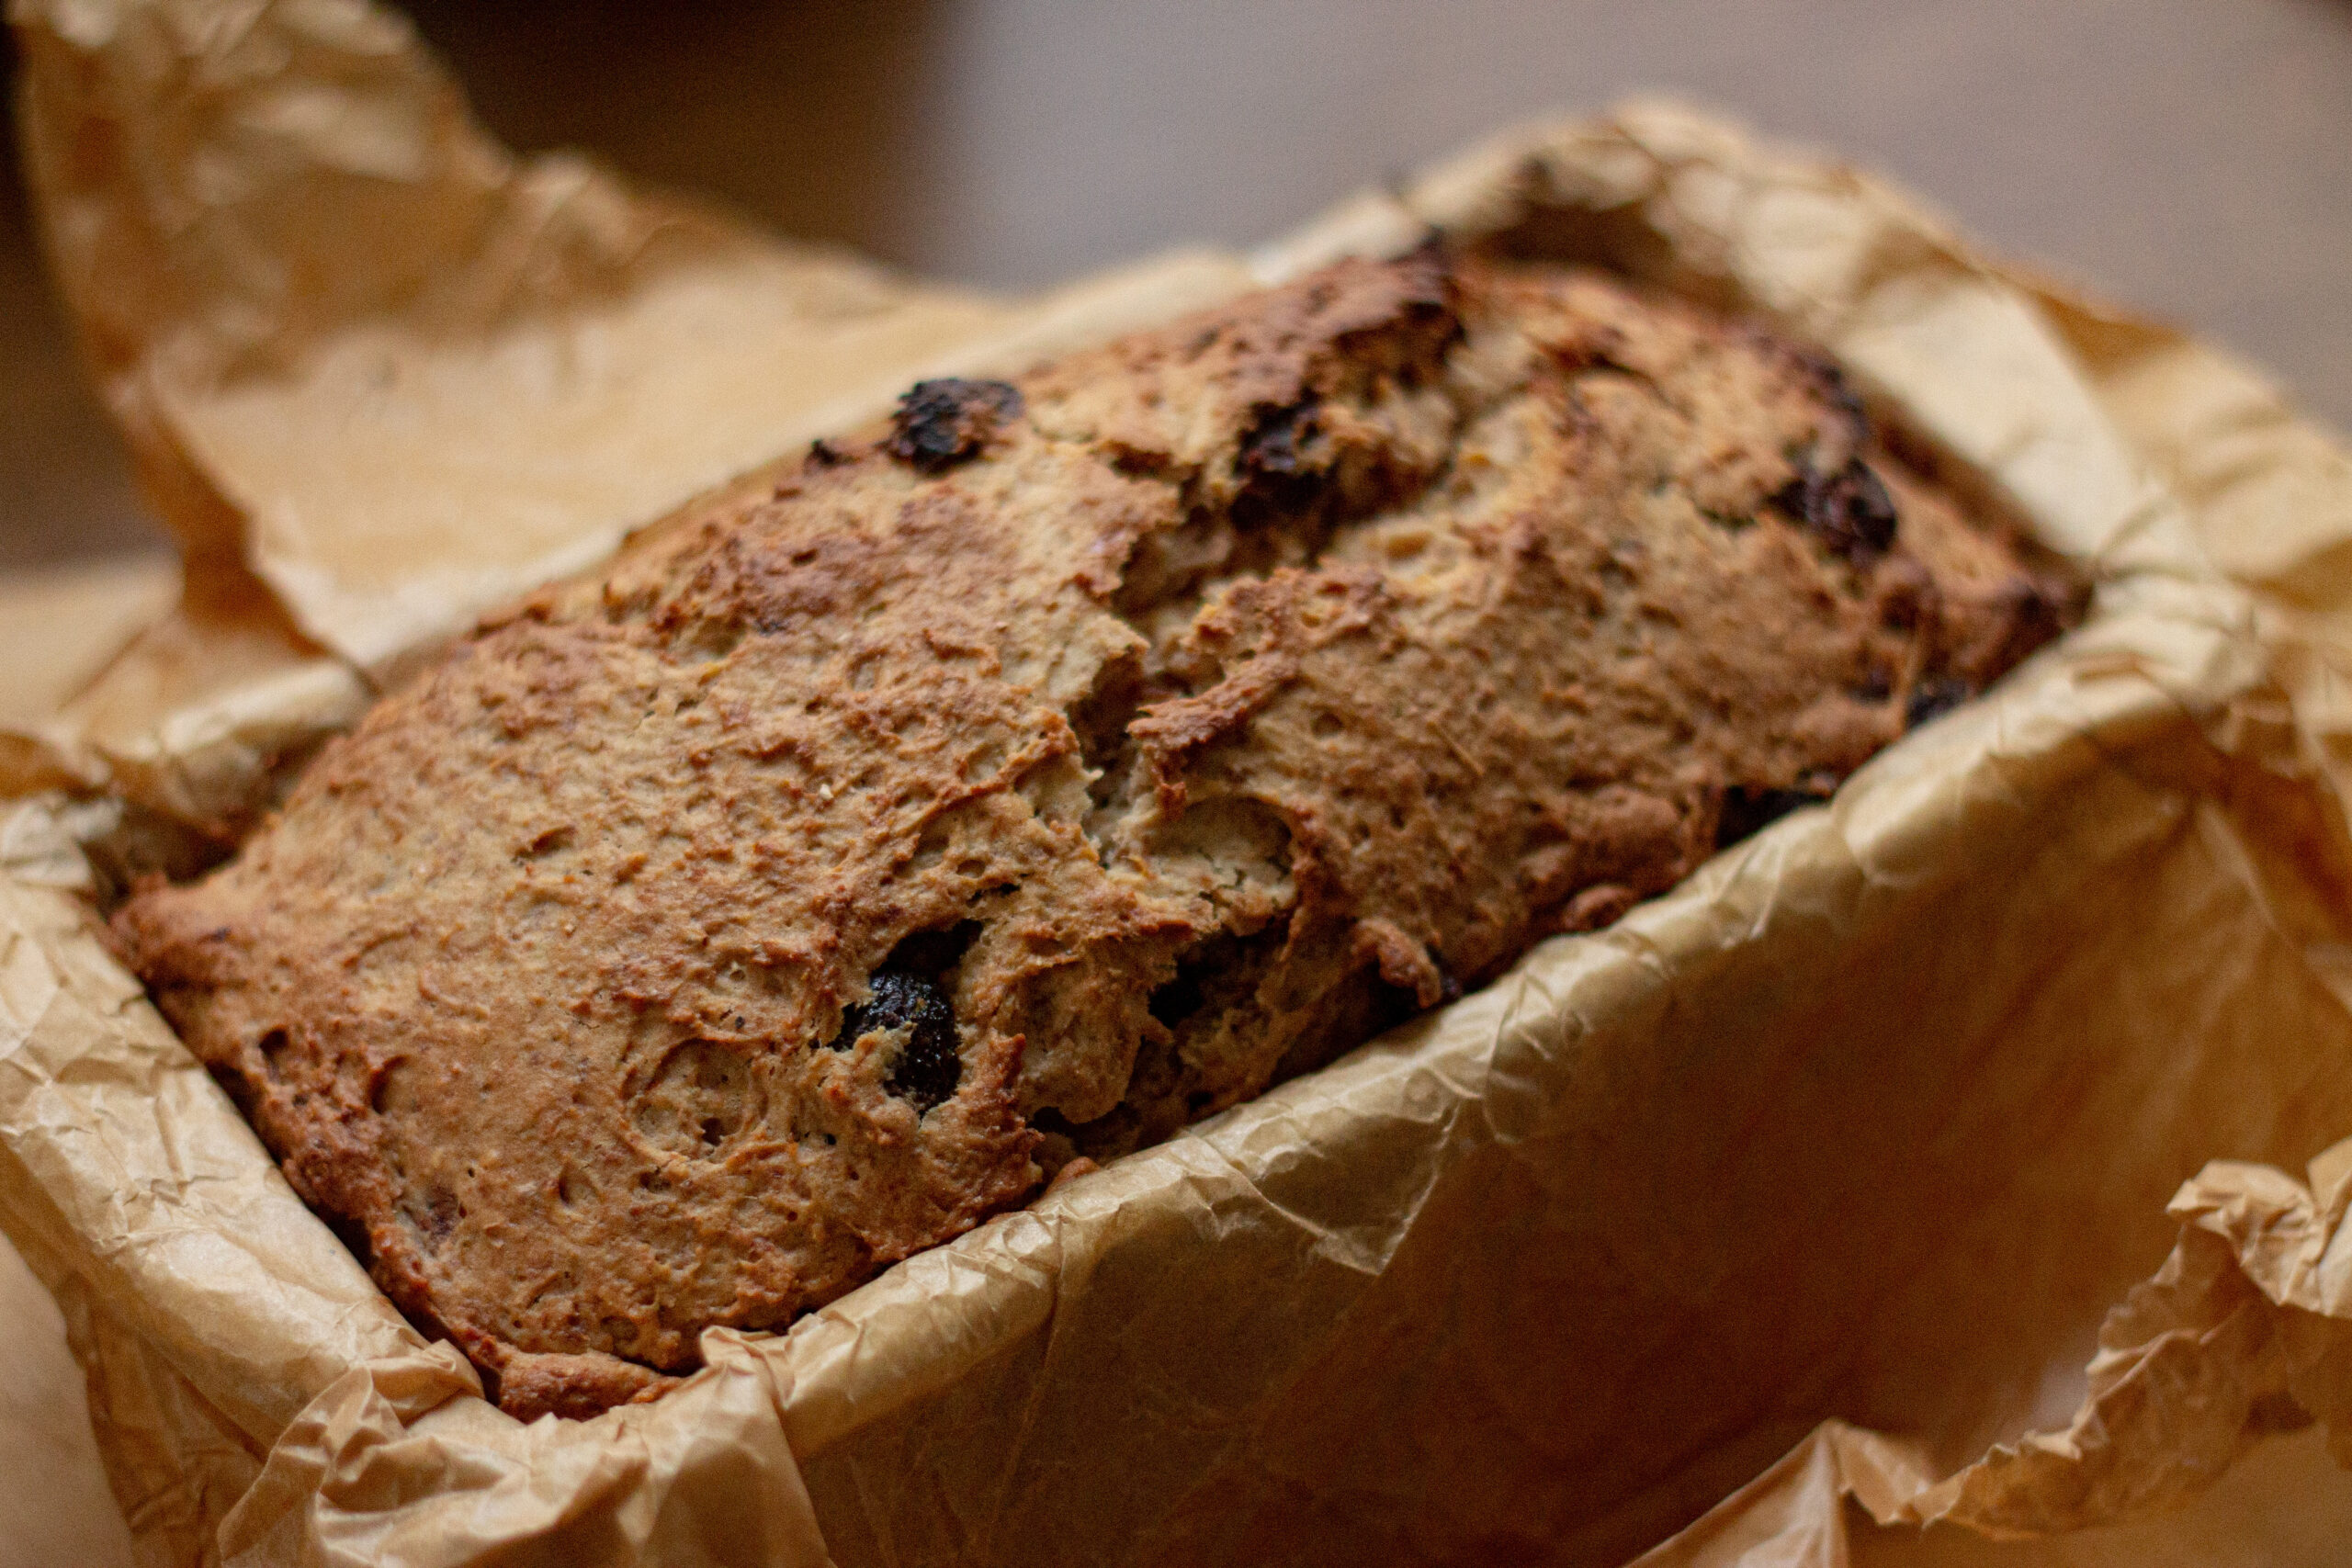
<box><xmin>116</xmin><ymin>250</ymin><xmax>2070</xmax><ymax>1416</ymax></box>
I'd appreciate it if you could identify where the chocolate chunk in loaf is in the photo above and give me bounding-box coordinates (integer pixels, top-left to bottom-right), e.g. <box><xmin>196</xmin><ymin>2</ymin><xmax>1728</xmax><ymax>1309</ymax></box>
<box><xmin>113</xmin><ymin>248</ymin><xmax>2075</xmax><ymax>1417</ymax></box>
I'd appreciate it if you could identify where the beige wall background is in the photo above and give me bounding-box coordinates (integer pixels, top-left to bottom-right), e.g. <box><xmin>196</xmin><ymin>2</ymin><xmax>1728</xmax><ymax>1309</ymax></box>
<box><xmin>3</xmin><ymin>0</ymin><xmax>2350</xmax><ymax>573</ymax></box>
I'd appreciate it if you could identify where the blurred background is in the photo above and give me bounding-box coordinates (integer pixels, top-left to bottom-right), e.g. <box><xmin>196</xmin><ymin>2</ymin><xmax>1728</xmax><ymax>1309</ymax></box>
<box><xmin>2</xmin><ymin>0</ymin><xmax>2349</xmax><ymax>570</ymax></box>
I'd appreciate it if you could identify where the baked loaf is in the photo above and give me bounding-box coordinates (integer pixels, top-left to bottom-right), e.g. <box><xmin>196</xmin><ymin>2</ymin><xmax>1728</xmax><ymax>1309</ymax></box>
<box><xmin>115</xmin><ymin>248</ymin><xmax>2073</xmax><ymax>1418</ymax></box>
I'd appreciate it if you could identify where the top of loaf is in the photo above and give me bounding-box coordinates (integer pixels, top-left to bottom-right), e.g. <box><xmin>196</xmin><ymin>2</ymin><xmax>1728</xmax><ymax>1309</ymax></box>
<box><xmin>114</xmin><ymin>247</ymin><xmax>2072</xmax><ymax>1417</ymax></box>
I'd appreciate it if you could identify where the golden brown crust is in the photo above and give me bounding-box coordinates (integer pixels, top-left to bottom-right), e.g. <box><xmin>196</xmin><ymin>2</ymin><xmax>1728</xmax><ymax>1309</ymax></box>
<box><xmin>114</xmin><ymin>249</ymin><xmax>2075</xmax><ymax>1418</ymax></box>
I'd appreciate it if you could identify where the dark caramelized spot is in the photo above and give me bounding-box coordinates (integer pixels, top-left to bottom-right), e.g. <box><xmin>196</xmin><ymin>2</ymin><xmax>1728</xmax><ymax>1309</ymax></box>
<box><xmin>887</xmin><ymin>378</ymin><xmax>1024</xmax><ymax>474</ymax></box>
<box><xmin>1774</xmin><ymin>456</ymin><xmax>1899</xmax><ymax>565</ymax></box>
<box><xmin>886</xmin><ymin>920</ymin><xmax>981</xmax><ymax>977</ymax></box>
<box><xmin>1990</xmin><ymin>574</ymin><xmax>2081</xmax><ymax>670</ymax></box>
<box><xmin>1147</xmin><ymin>920</ymin><xmax>1289</xmax><ymax>1034</ymax></box>
<box><xmin>1238</xmin><ymin>397</ymin><xmax>1323</xmax><ymax>510</ymax></box>
<box><xmin>831</xmin><ymin>970</ymin><xmax>963</xmax><ymax>1113</ymax></box>
<box><xmin>1715</xmin><ymin>785</ymin><xmax>1830</xmax><ymax>849</ymax></box>
<box><xmin>1905</xmin><ymin>676</ymin><xmax>1974</xmax><ymax>728</ymax></box>
<box><xmin>1792</xmin><ymin>346</ymin><xmax>1870</xmax><ymax>431</ymax></box>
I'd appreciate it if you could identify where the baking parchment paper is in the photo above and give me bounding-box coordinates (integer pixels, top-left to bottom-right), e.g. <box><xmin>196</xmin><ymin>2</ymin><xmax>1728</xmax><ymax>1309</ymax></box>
<box><xmin>6</xmin><ymin>4</ymin><xmax>2352</xmax><ymax>1563</ymax></box>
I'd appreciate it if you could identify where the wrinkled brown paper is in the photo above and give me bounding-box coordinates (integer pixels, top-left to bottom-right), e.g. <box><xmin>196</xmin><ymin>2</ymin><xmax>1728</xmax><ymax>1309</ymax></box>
<box><xmin>6</xmin><ymin>3</ymin><xmax>2352</xmax><ymax>1564</ymax></box>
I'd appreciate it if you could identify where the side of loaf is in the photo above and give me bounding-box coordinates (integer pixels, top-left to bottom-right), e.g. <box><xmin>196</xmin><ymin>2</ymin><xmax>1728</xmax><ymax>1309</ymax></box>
<box><xmin>113</xmin><ymin>247</ymin><xmax>2074</xmax><ymax>1417</ymax></box>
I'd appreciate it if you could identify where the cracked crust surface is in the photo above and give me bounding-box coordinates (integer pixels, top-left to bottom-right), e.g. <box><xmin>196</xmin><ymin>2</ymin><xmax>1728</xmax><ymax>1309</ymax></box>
<box><xmin>113</xmin><ymin>249</ymin><xmax>2075</xmax><ymax>1417</ymax></box>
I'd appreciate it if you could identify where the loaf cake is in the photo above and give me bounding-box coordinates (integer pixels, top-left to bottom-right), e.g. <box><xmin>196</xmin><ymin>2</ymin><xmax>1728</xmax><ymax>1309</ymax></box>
<box><xmin>114</xmin><ymin>247</ymin><xmax>2074</xmax><ymax>1418</ymax></box>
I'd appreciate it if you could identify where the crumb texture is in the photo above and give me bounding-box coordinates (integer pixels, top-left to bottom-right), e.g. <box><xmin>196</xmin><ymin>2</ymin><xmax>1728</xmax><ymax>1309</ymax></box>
<box><xmin>114</xmin><ymin>250</ymin><xmax>2073</xmax><ymax>1417</ymax></box>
